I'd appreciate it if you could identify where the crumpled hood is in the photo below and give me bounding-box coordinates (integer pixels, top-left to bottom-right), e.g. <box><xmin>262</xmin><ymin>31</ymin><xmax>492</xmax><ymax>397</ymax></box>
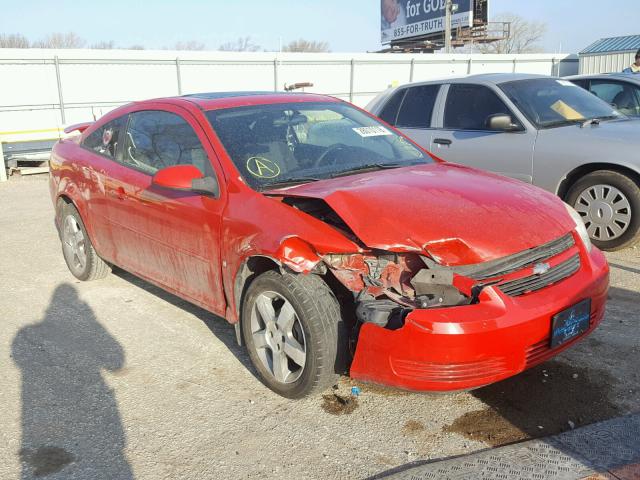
<box><xmin>270</xmin><ymin>163</ymin><xmax>575</xmax><ymax>266</ymax></box>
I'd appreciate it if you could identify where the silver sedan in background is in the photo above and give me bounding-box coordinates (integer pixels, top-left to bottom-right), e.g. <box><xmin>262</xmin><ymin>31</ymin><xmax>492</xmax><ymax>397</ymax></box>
<box><xmin>366</xmin><ymin>73</ymin><xmax>640</xmax><ymax>250</ymax></box>
<box><xmin>565</xmin><ymin>73</ymin><xmax>640</xmax><ymax>117</ymax></box>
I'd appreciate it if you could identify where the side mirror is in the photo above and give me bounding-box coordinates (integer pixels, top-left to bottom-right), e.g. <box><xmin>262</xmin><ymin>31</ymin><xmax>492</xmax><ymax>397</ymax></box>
<box><xmin>152</xmin><ymin>165</ymin><xmax>219</xmax><ymax>197</ymax></box>
<box><xmin>487</xmin><ymin>114</ymin><xmax>522</xmax><ymax>132</ymax></box>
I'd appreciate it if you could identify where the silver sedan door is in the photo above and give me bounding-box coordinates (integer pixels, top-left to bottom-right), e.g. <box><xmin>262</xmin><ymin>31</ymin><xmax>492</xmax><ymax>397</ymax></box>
<box><xmin>429</xmin><ymin>83</ymin><xmax>537</xmax><ymax>183</ymax></box>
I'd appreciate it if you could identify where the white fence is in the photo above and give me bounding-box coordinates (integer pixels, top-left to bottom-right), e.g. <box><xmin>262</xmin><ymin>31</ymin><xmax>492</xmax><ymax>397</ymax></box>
<box><xmin>0</xmin><ymin>48</ymin><xmax>578</xmax><ymax>133</ymax></box>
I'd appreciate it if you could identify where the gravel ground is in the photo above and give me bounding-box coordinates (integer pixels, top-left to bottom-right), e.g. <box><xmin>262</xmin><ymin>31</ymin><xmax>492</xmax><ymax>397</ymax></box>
<box><xmin>0</xmin><ymin>175</ymin><xmax>638</xmax><ymax>480</ymax></box>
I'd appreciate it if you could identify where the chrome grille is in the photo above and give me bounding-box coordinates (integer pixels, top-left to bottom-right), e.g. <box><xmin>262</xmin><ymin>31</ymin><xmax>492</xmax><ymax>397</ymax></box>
<box><xmin>498</xmin><ymin>254</ymin><xmax>581</xmax><ymax>297</ymax></box>
<box><xmin>453</xmin><ymin>233</ymin><xmax>575</xmax><ymax>281</ymax></box>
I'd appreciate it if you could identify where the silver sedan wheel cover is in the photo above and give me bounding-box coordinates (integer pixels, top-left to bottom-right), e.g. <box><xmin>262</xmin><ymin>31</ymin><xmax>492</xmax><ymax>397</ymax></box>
<box><xmin>62</xmin><ymin>215</ymin><xmax>87</xmax><ymax>272</ymax></box>
<box><xmin>574</xmin><ymin>184</ymin><xmax>632</xmax><ymax>241</ymax></box>
<box><xmin>250</xmin><ymin>291</ymin><xmax>306</xmax><ymax>384</ymax></box>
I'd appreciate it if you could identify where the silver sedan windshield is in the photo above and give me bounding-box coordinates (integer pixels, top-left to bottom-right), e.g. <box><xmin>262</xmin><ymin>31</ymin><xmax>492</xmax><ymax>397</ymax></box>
<box><xmin>500</xmin><ymin>78</ymin><xmax>624</xmax><ymax>128</ymax></box>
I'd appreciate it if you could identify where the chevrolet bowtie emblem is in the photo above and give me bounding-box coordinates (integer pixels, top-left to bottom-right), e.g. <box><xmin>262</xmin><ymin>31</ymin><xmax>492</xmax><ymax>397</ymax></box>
<box><xmin>533</xmin><ymin>262</ymin><xmax>551</xmax><ymax>275</ymax></box>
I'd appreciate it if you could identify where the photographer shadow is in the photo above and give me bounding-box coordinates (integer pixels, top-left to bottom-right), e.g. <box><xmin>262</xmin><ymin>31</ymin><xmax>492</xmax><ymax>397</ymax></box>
<box><xmin>12</xmin><ymin>283</ymin><xmax>134</xmax><ymax>479</ymax></box>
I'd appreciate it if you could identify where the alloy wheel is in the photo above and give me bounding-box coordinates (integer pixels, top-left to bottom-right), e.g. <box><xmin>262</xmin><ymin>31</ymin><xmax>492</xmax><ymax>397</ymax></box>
<box><xmin>250</xmin><ymin>291</ymin><xmax>307</xmax><ymax>384</ymax></box>
<box><xmin>62</xmin><ymin>214</ymin><xmax>87</xmax><ymax>272</ymax></box>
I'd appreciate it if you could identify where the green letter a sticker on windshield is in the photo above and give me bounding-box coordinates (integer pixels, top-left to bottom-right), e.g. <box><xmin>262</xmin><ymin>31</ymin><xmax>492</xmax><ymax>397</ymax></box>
<box><xmin>246</xmin><ymin>156</ymin><xmax>281</xmax><ymax>179</ymax></box>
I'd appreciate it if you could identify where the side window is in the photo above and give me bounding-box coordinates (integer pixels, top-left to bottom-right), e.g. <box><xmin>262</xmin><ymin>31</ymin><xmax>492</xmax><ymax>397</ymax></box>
<box><xmin>444</xmin><ymin>84</ymin><xmax>520</xmax><ymax>131</ymax></box>
<box><xmin>569</xmin><ymin>79</ymin><xmax>588</xmax><ymax>89</ymax></box>
<box><xmin>378</xmin><ymin>89</ymin><xmax>406</xmax><ymax>125</ymax></box>
<box><xmin>590</xmin><ymin>81</ymin><xmax>640</xmax><ymax>116</ymax></box>
<box><xmin>122</xmin><ymin>110</ymin><xmax>211</xmax><ymax>175</ymax></box>
<box><xmin>82</xmin><ymin>117</ymin><xmax>126</xmax><ymax>159</ymax></box>
<box><xmin>589</xmin><ymin>81</ymin><xmax>623</xmax><ymax>103</ymax></box>
<box><xmin>395</xmin><ymin>85</ymin><xmax>439</xmax><ymax>128</ymax></box>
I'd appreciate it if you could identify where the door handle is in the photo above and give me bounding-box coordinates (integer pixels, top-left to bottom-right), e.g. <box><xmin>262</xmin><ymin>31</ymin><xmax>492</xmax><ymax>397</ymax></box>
<box><xmin>433</xmin><ymin>138</ymin><xmax>452</xmax><ymax>146</ymax></box>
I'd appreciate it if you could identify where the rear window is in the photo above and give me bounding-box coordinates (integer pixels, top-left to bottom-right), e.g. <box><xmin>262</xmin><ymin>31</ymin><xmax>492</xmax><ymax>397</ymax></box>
<box><xmin>378</xmin><ymin>89</ymin><xmax>405</xmax><ymax>125</ymax></box>
<box><xmin>395</xmin><ymin>85</ymin><xmax>439</xmax><ymax>128</ymax></box>
<box><xmin>82</xmin><ymin>116</ymin><xmax>126</xmax><ymax>159</ymax></box>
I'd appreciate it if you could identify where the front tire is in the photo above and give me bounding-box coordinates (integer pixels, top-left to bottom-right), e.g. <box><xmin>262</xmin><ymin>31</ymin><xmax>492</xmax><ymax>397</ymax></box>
<box><xmin>566</xmin><ymin>170</ymin><xmax>640</xmax><ymax>251</ymax></box>
<box><xmin>59</xmin><ymin>203</ymin><xmax>111</xmax><ymax>281</ymax></box>
<box><xmin>242</xmin><ymin>270</ymin><xmax>341</xmax><ymax>398</ymax></box>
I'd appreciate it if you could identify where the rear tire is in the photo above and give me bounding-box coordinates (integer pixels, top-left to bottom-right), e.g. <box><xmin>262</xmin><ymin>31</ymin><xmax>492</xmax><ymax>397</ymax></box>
<box><xmin>566</xmin><ymin>170</ymin><xmax>640</xmax><ymax>251</ymax></box>
<box><xmin>60</xmin><ymin>203</ymin><xmax>111</xmax><ymax>281</ymax></box>
<box><xmin>241</xmin><ymin>270</ymin><xmax>341</xmax><ymax>398</ymax></box>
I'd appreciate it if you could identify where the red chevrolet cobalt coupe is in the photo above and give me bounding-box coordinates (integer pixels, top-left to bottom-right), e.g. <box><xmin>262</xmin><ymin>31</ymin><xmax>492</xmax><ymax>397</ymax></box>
<box><xmin>50</xmin><ymin>92</ymin><xmax>609</xmax><ymax>398</ymax></box>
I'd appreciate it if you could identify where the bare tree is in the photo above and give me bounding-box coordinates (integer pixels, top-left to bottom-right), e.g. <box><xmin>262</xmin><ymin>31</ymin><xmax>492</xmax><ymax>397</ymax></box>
<box><xmin>476</xmin><ymin>13</ymin><xmax>546</xmax><ymax>54</ymax></box>
<box><xmin>173</xmin><ymin>41</ymin><xmax>206</xmax><ymax>51</ymax></box>
<box><xmin>33</xmin><ymin>32</ymin><xmax>86</xmax><ymax>49</ymax></box>
<box><xmin>282</xmin><ymin>39</ymin><xmax>330</xmax><ymax>53</ymax></box>
<box><xmin>218</xmin><ymin>36</ymin><xmax>261</xmax><ymax>52</ymax></box>
<box><xmin>90</xmin><ymin>40</ymin><xmax>117</xmax><ymax>49</ymax></box>
<box><xmin>0</xmin><ymin>33</ymin><xmax>30</xmax><ymax>48</ymax></box>
<box><xmin>127</xmin><ymin>44</ymin><xmax>146</xmax><ymax>50</ymax></box>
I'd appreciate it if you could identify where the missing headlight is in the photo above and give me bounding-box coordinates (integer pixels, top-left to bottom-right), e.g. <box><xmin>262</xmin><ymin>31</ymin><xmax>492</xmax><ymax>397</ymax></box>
<box><xmin>325</xmin><ymin>252</ymin><xmax>472</xmax><ymax>330</ymax></box>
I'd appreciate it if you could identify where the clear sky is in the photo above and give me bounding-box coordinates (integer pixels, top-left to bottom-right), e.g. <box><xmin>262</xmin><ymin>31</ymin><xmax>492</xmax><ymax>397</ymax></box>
<box><xmin>0</xmin><ymin>0</ymin><xmax>638</xmax><ymax>53</ymax></box>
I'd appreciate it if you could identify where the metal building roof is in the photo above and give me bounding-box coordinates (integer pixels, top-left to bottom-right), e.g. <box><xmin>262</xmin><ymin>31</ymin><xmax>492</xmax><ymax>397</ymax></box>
<box><xmin>580</xmin><ymin>35</ymin><xmax>640</xmax><ymax>55</ymax></box>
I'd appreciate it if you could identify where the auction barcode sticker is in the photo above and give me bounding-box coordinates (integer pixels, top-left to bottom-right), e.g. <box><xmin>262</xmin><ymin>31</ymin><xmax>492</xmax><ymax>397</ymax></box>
<box><xmin>352</xmin><ymin>126</ymin><xmax>393</xmax><ymax>137</ymax></box>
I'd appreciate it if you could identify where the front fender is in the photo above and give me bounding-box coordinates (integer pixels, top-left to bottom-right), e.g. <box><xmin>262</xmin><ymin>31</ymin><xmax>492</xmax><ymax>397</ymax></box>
<box><xmin>226</xmin><ymin>237</ymin><xmax>323</xmax><ymax>324</ymax></box>
<box><xmin>555</xmin><ymin>161</ymin><xmax>640</xmax><ymax>197</ymax></box>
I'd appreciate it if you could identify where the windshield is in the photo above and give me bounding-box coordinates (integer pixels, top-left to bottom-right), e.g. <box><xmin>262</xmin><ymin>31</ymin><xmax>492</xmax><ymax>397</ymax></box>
<box><xmin>205</xmin><ymin>101</ymin><xmax>428</xmax><ymax>190</ymax></box>
<box><xmin>499</xmin><ymin>78</ymin><xmax>623</xmax><ymax>128</ymax></box>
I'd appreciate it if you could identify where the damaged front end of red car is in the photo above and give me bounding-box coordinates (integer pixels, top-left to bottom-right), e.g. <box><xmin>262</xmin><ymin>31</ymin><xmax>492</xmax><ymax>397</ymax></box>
<box><xmin>311</xmin><ymin>235</ymin><xmax>608</xmax><ymax>392</ymax></box>
<box><xmin>268</xmin><ymin>228</ymin><xmax>610</xmax><ymax>393</ymax></box>
<box><xmin>322</xmin><ymin>250</ymin><xmax>474</xmax><ymax>321</ymax></box>
<box><xmin>262</xmin><ymin>165</ymin><xmax>609</xmax><ymax>392</ymax></box>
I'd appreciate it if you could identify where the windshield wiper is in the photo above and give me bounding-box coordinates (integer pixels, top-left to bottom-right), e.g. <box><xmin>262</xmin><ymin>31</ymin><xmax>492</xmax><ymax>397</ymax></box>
<box><xmin>542</xmin><ymin>119</ymin><xmax>585</xmax><ymax>128</ymax></box>
<box><xmin>590</xmin><ymin>114</ymin><xmax>621</xmax><ymax>122</ymax></box>
<box><xmin>544</xmin><ymin>115</ymin><xmax>620</xmax><ymax>129</ymax></box>
<box><xmin>578</xmin><ymin>115</ymin><xmax>621</xmax><ymax>127</ymax></box>
<box><xmin>581</xmin><ymin>118</ymin><xmax>600</xmax><ymax>128</ymax></box>
<box><xmin>263</xmin><ymin>177</ymin><xmax>321</xmax><ymax>189</ymax></box>
<box><xmin>331</xmin><ymin>163</ymin><xmax>403</xmax><ymax>178</ymax></box>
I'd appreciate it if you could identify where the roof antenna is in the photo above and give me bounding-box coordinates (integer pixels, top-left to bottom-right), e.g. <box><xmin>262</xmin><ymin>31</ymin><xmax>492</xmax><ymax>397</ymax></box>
<box><xmin>284</xmin><ymin>82</ymin><xmax>314</xmax><ymax>92</ymax></box>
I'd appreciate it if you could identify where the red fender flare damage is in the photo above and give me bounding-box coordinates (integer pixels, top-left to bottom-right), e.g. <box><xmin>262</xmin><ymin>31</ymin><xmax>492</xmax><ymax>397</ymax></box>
<box><xmin>275</xmin><ymin>236</ymin><xmax>322</xmax><ymax>273</ymax></box>
<box><xmin>228</xmin><ymin>237</ymin><xmax>321</xmax><ymax>324</ymax></box>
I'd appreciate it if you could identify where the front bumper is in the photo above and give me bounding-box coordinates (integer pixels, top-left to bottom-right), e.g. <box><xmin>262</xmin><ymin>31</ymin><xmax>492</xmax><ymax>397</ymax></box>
<box><xmin>349</xmin><ymin>244</ymin><xmax>609</xmax><ymax>391</ymax></box>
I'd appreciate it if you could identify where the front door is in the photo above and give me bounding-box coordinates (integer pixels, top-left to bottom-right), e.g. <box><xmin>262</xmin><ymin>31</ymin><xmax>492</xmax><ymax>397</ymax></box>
<box><xmin>429</xmin><ymin>83</ymin><xmax>537</xmax><ymax>183</ymax></box>
<box><xmin>104</xmin><ymin>106</ymin><xmax>226</xmax><ymax>314</ymax></box>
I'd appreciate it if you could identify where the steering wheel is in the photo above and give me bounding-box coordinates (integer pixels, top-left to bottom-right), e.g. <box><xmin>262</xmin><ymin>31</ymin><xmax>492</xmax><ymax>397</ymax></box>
<box><xmin>314</xmin><ymin>144</ymin><xmax>349</xmax><ymax>168</ymax></box>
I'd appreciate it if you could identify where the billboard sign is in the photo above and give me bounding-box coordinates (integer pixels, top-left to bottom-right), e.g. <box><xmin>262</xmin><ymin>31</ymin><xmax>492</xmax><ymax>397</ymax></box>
<box><xmin>381</xmin><ymin>0</ymin><xmax>474</xmax><ymax>44</ymax></box>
